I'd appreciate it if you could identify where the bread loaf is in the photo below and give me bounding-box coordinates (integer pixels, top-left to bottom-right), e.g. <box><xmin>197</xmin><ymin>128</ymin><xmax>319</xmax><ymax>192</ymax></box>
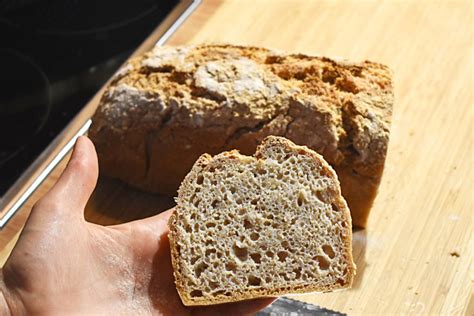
<box><xmin>90</xmin><ymin>44</ymin><xmax>393</xmax><ymax>227</ymax></box>
<box><xmin>168</xmin><ymin>136</ymin><xmax>355</xmax><ymax>306</ymax></box>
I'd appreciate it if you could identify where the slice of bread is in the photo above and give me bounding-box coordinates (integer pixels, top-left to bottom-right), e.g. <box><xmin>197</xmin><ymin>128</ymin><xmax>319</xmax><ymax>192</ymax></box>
<box><xmin>168</xmin><ymin>136</ymin><xmax>355</xmax><ymax>306</ymax></box>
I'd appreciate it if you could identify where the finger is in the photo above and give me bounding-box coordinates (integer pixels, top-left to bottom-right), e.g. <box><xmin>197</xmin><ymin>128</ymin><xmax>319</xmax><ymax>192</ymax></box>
<box><xmin>116</xmin><ymin>208</ymin><xmax>175</xmax><ymax>232</ymax></box>
<box><xmin>192</xmin><ymin>297</ymin><xmax>276</xmax><ymax>316</ymax></box>
<box><xmin>127</xmin><ymin>209</ymin><xmax>275</xmax><ymax>316</ymax></box>
<box><xmin>35</xmin><ymin>136</ymin><xmax>99</xmax><ymax>217</ymax></box>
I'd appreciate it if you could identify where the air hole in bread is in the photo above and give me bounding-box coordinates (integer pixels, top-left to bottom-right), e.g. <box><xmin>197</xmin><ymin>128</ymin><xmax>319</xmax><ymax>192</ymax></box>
<box><xmin>196</xmin><ymin>175</ymin><xmax>204</xmax><ymax>185</ymax></box>
<box><xmin>293</xmin><ymin>267</ymin><xmax>302</xmax><ymax>279</ymax></box>
<box><xmin>205</xmin><ymin>248</ymin><xmax>216</xmax><ymax>256</ymax></box>
<box><xmin>248</xmin><ymin>275</ymin><xmax>261</xmax><ymax>286</ymax></box>
<box><xmin>195</xmin><ymin>262</ymin><xmax>208</xmax><ymax>277</ymax></box>
<box><xmin>322</xmin><ymin>245</ymin><xmax>335</xmax><ymax>259</ymax></box>
<box><xmin>243</xmin><ymin>219</ymin><xmax>253</xmax><ymax>229</ymax></box>
<box><xmin>224</xmin><ymin>218</ymin><xmax>230</xmax><ymax>225</ymax></box>
<box><xmin>251</xmin><ymin>198</ymin><xmax>258</xmax><ymax>205</ymax></box>
<box><xmin>331</xmin><ymin>203</ymin><xmax>338</xmax><ymax>212</ymax></box>
<box><xmin>277</xmin><ymin>251</ymin><xmax>289</xmax><ymax>262</ymax></box>
<box><xmin>206</xmin><ymin>222</ymin><xmax>216</xmax><ymax>228</ymax></box>
<box><xmin>250</xmin><ymin>253</ymin><xmax>262</xmax><ymax>264</ymax></box>
<box><xmin>281</xmin><ymin>241</ymin><xmax>290</xmax><ymax>249</ymax></box>
<box><xmin>238</xmin><ymin>208</ymin><xmax>246</xmax><ymax>215</ymax></box>
<box><xmin>266</xmin><ymin>251</ymin><xmax>274</xmax><ymax>258</ymax></box>
<box><xmin>315</xmin><ymin>190</ymin><xmax>325</xmax><ymax>202</ymax></box>
<box><xmin>211</xmin><ymin>200</ymin><xmax>219</xmax><ymax>208</ymax></box>
<box><xmin>280</xmin><ymin>273</ymin><xmax>290</xmax><ymax>281</ymax></box>
<box><xmin>297</xmin><ymin>191</ymin><xmax>305</xmax><ymax>206</ymax></box>
<box><xmin>233</xmin><ymin>244</ymin><xmax>248</xmax><ymax>261</ymax></box>
<box><xmin>190</xmin><ymin>290</ymin><xmax>203</xmax><ymax>298</ymax></box>
<box><xmin>191</xmin><ymin>256</ymin><xmax>198</xmax><ymax>264</ymax></box>
<box><xmin>250</xmin><ymin>232</ymin><xmax>259</xmax><ymax>241</ymax></box>
<box><xmin>315</xmin><ymin>255</ymin><xmax>330</xmax><ymax>270</ymax></box>
<box><xmin>336</xmin><ymin>278</ymin><xmax>346</xmax><ymax>286</ymax></box>
<box><xmin>225</xmin><ymin>261</ymin><xmax>237</xmax><ymax>271</ymax></box>
<box><xmin>229</xmin><ymin>277</ymin><xmax>239</xmax><ymax>285</ymax></box>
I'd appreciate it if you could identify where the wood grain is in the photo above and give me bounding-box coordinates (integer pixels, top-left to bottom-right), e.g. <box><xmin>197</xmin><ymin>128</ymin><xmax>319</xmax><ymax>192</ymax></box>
<box><xmin>1</xmin><ymin>0</ymin><xmax>472</xmax><ymax>314</ymax></box>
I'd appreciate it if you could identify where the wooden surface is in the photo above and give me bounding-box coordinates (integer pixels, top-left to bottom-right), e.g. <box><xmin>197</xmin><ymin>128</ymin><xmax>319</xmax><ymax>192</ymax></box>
<box><xmin>1</xmin><ymin>0</ymin><xmax>473</xmax><ymax>314</ymax></box>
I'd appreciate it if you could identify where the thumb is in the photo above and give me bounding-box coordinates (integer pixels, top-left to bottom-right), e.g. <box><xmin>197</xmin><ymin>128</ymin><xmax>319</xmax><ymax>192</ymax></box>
<box><xmin>34</xmin><ymin>136</ymin><xmax>99</xmax><ymax>218</ymax></box>
<box><xmin>115</xmin><ymin>208</ymin><xmax>175</xmax><ymax>233</ymax></box>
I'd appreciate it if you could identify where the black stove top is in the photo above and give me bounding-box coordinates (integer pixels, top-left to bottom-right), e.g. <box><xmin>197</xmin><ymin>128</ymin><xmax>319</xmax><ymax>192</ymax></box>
<box><xmin>0</xmin><ymin>0</ymin><xmax>179</xmax><ymax>196</ymax></box>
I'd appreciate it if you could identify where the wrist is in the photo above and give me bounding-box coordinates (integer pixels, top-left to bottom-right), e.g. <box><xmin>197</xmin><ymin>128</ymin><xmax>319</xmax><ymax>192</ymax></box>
<box><xmin>0</xmin><ymin>269</ymin><xmax>24</xmax><ymax>315</ymax></box>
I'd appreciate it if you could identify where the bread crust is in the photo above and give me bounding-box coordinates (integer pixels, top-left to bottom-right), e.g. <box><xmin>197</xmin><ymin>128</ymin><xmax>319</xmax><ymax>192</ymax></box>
<box><xmin>90</xmin><ymin>44</ymin><xmax>393</xmax><ymax>227</ymax></box>
<box><xmin>168</xmin><ymin>136</ymin><xmax>355</xmax><ymax>306</ymax></box>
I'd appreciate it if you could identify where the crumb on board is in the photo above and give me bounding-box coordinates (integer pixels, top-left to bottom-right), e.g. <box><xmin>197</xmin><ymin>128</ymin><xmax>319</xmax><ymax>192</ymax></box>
<box><xmin>449</xmin><ymin>251</ymin><xmax>460</xmax><ymax>257</ymax></box>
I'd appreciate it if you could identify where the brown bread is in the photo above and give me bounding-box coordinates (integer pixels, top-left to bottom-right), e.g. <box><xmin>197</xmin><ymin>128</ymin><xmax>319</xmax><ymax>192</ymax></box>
<box><xmin>90</xmin><ymin>44</ymin><xmax>393</xmax><ymax>227</ymax></box>
<box><xmin>168</xmin><ymin>136</ymin><xmax>355</xmax><ymax>306</ymax></box>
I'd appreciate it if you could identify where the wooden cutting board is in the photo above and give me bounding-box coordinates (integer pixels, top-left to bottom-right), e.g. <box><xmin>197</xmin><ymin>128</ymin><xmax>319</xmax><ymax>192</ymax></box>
<box><xmin>1</xmin><ymin>0</ymin><xmax>472</xmax><ymax>314</ymax></box>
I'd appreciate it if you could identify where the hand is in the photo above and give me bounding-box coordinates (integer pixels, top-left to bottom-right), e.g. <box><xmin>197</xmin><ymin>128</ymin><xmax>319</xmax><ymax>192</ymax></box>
<box><xmin>0</xmin><ymin>136</ymin><xmax>274</xmax><ymax>315</ymax></box>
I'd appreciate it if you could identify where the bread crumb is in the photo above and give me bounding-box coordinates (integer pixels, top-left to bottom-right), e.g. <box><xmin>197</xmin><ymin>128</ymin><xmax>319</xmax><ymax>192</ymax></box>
<box><xmin>450</xmin><ymin>251</ymin><xmax>460</xmax><ymax>257</ymax></box>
